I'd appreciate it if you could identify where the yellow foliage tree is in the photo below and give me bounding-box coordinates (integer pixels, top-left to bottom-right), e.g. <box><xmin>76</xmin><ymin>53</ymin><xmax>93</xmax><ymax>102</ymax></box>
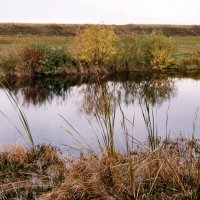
<box><xmin>76</xmin><ymin>25</ymin><xmax>117</xmax><ymax>66</ymax></box>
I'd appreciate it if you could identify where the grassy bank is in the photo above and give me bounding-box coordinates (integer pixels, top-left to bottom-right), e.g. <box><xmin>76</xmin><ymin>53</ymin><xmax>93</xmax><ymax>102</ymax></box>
<box><xmin>1</xmin><ymin>136</ymin><xmax>200</xmax><ymax>199</ymax></box>
<box><xmin>0</xmin><ymin>25</ymin><xmax>200</xmax><ymax>77</ymax></box>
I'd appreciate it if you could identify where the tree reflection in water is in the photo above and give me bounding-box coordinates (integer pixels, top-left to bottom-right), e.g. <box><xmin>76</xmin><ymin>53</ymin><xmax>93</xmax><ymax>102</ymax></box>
<box><xmin>80</xmin><ymin>75</ymin><xmax>176</xmax><ymax>116</ymax></box>
<box><xmin>2</xmin><ymin>74</ymin><xmax>176</xmax><ymax>113</ymax></box>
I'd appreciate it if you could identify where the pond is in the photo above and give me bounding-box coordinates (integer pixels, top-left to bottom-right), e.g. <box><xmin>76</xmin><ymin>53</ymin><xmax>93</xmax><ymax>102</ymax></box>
<box><xmin>0</xmin><ymin>73</ymin><xmax>200</xmax><ymax>153</ymax></box>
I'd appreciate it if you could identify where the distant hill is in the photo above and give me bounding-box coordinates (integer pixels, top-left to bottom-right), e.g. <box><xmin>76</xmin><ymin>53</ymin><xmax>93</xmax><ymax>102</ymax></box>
<box><xmin>0</xmin><ymin>23</ymin><xmax>200</xmax><ymax>36</ymax></box>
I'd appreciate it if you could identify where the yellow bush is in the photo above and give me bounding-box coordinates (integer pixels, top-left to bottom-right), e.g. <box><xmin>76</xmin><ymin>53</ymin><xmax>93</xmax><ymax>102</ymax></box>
<box><xmin>76</xmin><ymin>25</ymin><xmax>117</xmax><ymax>66</ymax></box>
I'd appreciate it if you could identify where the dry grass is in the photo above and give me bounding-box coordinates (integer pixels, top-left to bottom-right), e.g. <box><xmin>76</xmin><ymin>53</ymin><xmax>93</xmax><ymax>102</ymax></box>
<box><xmin>1</xmin><ymin>136</ymin><xmax>200</xmax><ymax>199</ymax></box>
<box><xmin>0</xmin><ymin>35</ymin><xmax>74</xmax><ymax>51</ymax></box>
<box><xmin>0</xmin><ymin>144</ymin><xmax>65</xmax><ymax>199</ymax></box>
<box><xmin>39</xmin><ymin>136</ymin><xmax>200</xmax><ymax>199</ymax></box>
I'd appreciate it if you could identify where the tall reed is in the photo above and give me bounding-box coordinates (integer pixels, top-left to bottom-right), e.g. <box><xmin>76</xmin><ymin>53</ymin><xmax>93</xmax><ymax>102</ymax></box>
<box><xmin>140</xmin><ymin>98</ymin><xmax>158</xmax><ymax>151</ymax></box>
<box><xmin>0</xmin><ymin>83</ymin><xmax>34</xmax><ymax>148</ymax></box>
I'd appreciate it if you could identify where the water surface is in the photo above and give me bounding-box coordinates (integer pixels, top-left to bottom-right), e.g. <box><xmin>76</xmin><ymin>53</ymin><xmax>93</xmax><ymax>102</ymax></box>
<box><xmin>0</xmin><ymin>74</ymin><xmax>200</xmax><ymax>153</ymax></box>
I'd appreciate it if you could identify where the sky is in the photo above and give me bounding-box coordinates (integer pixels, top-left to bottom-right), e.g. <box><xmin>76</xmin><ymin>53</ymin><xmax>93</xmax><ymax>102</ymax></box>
<box><xmin>0</xmin><ymin>0</ymin><xmax>199</xmax><ymax>25</ymax></box>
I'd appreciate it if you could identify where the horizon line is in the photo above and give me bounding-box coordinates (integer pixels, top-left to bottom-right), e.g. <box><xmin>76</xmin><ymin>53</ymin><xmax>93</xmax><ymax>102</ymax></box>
<box><xmin>0</xmin><ymin>22</ymin><xmax>199</xmax><ymax>26</ymax></box>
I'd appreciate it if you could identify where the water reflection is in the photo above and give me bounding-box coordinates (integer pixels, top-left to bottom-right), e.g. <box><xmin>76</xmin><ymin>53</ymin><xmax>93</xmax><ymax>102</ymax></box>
<box><xmin>80</xmin><ymin>76</ymin><xmax>176</xmax><ymax>117</ymax></box>
<box><xmin>1</xmin><ymin>73</ymin><xmax>200</xmax><ymax>149</ymax></box>
<box><xmin>2</xmin><ymin>74</ymin><xmax>176</xmax><ymax>110</ymax></box>
<box><xmin>3</xmin><ymin>76</ymin><xmax>77</xmax><ymax>106</ymax></box>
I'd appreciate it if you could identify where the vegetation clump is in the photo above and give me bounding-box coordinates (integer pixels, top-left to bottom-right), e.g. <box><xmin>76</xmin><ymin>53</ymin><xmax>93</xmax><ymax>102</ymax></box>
<box><xmin>75</xmin><ymin>27</ymin><xmax>175</xmax><ymax>71</ymax></box>
<box><xmin>115</xmin><ymin>31</ymin><xmax>175</xmax><ymax>71</ymax></box>
<box><xmin>75</xmin><ymin>25</ymin><xmax>118</xmax><ymax>67</ymax></box>
<box><xmin>0</xmin><ymin>144</ymin><xmax>65</xmax><ymax>199</ymax></box>
<box><xmin>39</xmin><ymin>137</ymin><xmax>200</xmax><ymax>200</ymax></box>
<box><xmin>0</xmin><ymin>43</ymin><xmax>73</xmax><ymax>77</ymax></box>
<box><xmin>17</xmin><ymin>44</ymin><xmax>73</xmax><ymax>76</ymax></box>
<box><xmin>1</xmin><ymin>137</ymin><xmax>200</xmax><ymax>199</ymax></box>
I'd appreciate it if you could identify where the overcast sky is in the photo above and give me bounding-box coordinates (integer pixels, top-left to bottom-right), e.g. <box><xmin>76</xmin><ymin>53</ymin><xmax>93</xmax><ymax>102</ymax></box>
<box><xmin>0</xmin><ymin>0</ymin><xmax>199</xmax><ymax>25</ymax></box>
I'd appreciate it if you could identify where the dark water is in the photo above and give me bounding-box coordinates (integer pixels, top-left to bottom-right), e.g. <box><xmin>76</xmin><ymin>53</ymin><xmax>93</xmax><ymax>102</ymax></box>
<box><xmin>1</xmin><ymin>74</ymin><xmax>200</xmax><ymax>153</ymax></box>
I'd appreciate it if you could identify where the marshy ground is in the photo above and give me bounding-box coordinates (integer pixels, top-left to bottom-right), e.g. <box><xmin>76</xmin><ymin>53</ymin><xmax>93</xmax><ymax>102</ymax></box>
<box><xmin>1</xmin><ymin>136</ymin><xmax>200</xmax><ymax>200</ymax></box>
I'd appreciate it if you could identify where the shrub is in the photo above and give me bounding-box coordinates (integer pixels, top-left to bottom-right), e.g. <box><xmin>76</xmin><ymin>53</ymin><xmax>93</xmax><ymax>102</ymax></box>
<box><xmin>75</xmin><ymin>25</ymin><xmax>118</xmax><ymax>66</ymax></box>
<box><xmin>15</xmin><ymin>43</ymin><xmax>73</xmax><ymax>76</ymax></box>
<box><xmin>18</xmin><ymin>43</ymin><xmax>46</xmax><ymax>75</ymax></box>
<box><xmin>115</xmin><ymin>31</ymin><xmax>175</xmax><ymax>71</ymax></box>
<box><xmin>42</xmin><ymin>47</ymin><xmax>72</xmax><ymax>72</ymax></box>
<box><xmin>113</xmin><ymin>34</ymin><xmax>137</xmax><ymax>70</ymax></box>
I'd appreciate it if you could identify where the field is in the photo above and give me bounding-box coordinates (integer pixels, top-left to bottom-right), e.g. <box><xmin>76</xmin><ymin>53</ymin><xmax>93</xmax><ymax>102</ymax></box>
<box><xmin>0</xmin><ymin>36</ymin><xmax>74</xmax><ymax>51</ymax></box>
<box><xmin>171</xmin><ymin>36</ymin><xmax>200</xmax><ymax>57</ymax></box>
<box><xmin>0</xmin><ymin>23</ymin><xmax>200</xmax><ymax>53</ymax></box>
<box><xmin>0</xmin><ymin>23</ymin><xmax>200</xmax><ymax>36</ymax></box>
<box><xmin>0</xmin><ymin>35</ymin><xmax>200</xmax><ymax>53</ymax></box>
<box><xmin>0</xmin><ymin>24</ymin><xmax>200</xmax><ymax>77</ymax></box>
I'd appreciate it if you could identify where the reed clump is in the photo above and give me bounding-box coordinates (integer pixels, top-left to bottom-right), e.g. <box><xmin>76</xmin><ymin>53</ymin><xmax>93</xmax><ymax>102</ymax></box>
<box><xmin>1</xmin><ymin>123</ymin><xmax>200</xmax><ymax>199</ymax></box>
<box><xmin>10</xmin><ymin>136</ymin><xmax>197</xmax><ymax>200</ymax></box>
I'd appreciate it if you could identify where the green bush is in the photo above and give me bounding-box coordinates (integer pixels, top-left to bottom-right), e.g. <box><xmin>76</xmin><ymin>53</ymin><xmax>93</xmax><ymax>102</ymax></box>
<box><xmin>15</xmin><ymin>44</ymin><xmax>73</xmax><ymax>76</ymax></box>
<box><xmin>114</xmin><ymin>31</ymin><xmax>175</xmax><ymax>71</ymax></box>
<box><xmin>42</xmin><ymin>47</ymin><xmax>72</xmax><ymax>72</ymax></box>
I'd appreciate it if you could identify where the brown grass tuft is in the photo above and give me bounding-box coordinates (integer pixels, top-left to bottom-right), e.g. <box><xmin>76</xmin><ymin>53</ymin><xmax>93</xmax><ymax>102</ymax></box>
<box><xmin>0</xmin><ymin>144</ymin><xmax>65</xmax><ymax>199</ymax></box>
<box><xmin>37</xmin><ymin>137</ymin><xmax>200</xmax><ymax>199</ymax></box>
<box><xmin>4</xmin><ymin>144</ymin><xmax>28</xmax><ymax>164</ymax></box>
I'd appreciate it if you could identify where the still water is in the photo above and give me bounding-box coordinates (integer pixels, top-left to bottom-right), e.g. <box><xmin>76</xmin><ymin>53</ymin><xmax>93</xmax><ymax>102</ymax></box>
<box><xmin>0</xmin><ymin>74</ymin><xmax>200</xmax><ymax>153</ymax></box>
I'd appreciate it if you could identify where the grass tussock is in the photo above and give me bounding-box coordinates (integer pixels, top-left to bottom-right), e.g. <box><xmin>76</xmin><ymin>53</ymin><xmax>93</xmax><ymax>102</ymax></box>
<box><xmin>44</xmin><ymin>137</ymin><xmax>199</xmax><ymax>200</ymax></box>
<box><xmin>0</xmin><ymin>144</ymin><xmax>65</xmax><ymax>199</ymax></box>
<box><xmin>0</xmin><ymin>136</ymin><xmax>197</xmax><ymax>200</ymax></box>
